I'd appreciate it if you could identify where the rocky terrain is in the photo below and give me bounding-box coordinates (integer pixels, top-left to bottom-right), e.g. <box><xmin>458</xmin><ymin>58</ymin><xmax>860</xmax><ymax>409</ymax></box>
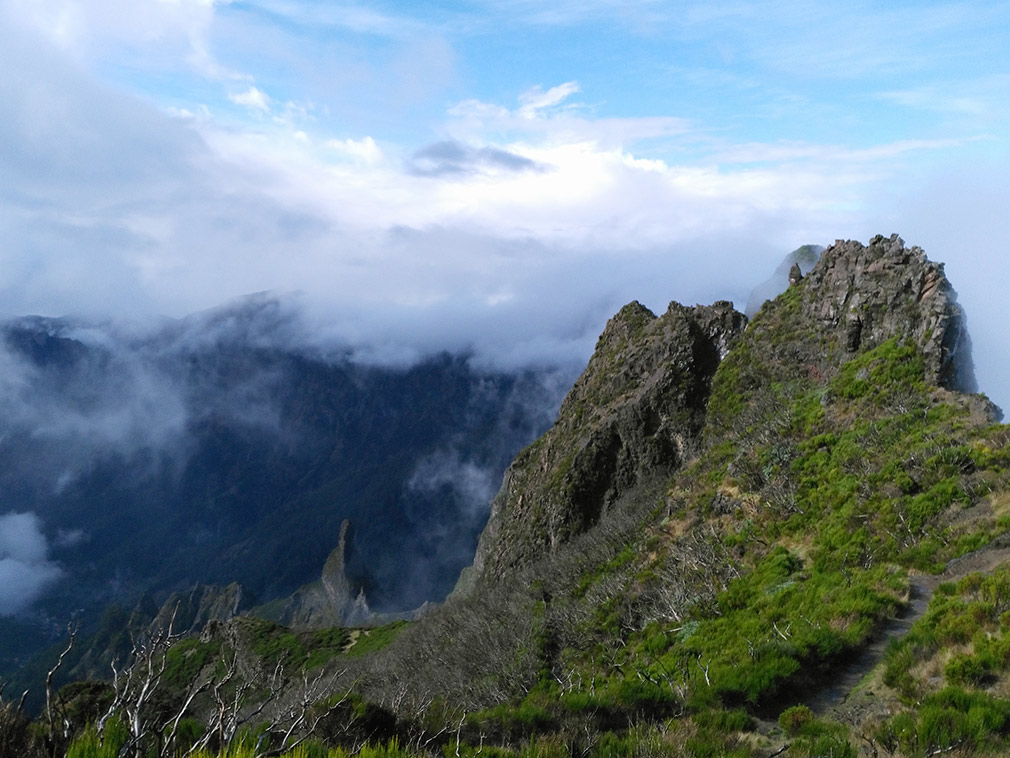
<box><xmin>5</xmin><ymin>235</ymin><xmax>1010</xmax><ymax>758</ymax></box>
<box><xmin>461</xmin><ymin>300</ymin><xmax>746</xmax><ymax>588</ymax></box>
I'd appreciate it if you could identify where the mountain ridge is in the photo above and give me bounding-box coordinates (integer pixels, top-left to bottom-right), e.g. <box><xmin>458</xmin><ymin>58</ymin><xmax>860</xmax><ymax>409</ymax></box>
<box><xmin>7</xmin><ymin>235</ymin><xmax>1010</xmax><ymax>758</ymax></box>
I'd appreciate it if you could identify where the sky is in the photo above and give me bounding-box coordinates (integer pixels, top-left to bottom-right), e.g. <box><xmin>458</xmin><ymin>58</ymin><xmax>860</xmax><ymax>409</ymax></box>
<box><xmin>2</xmin><ymin>0</ymin><xmax>1010</xmax><ymax>404</ymax></box>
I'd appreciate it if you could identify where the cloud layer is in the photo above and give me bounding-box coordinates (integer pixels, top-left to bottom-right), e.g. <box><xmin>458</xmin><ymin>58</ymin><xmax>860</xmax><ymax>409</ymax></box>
<box><xmin>0</xmin><ymin>512</ymin><xmax>62</xmax><ymax>616</ymax></box>
<box><xmin>2</xmin><ymin>1</ymin><xmax>1010</xmax><ymax>412</ymax></box>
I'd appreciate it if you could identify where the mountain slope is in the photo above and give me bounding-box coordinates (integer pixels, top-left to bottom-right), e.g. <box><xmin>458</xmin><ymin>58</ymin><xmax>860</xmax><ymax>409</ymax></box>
<box><xmin>358</xmin><ymin>234</ymin><xmax>1010</xmax><ymax>755</ymax></box>
<box><xmin>14</xmin><ymin>235</ymin><xmax>1010</xmax><ymax>758</ymax></box>
<box><xmin>460</xmin><ymin>299</ymin><xmax>746</xmax><ymax>589</ymax></box>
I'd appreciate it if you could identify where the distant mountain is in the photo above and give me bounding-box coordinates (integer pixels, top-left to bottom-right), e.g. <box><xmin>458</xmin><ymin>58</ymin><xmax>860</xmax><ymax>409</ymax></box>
<box><xmin>0</xmin><ymin>296</ymin><xmax>575</xmax><ymax>681</ymax></box>
<box><xmin>744</xmin><ymin>243</ymin><xmax>823</xmax><ymax>316</ymax></box>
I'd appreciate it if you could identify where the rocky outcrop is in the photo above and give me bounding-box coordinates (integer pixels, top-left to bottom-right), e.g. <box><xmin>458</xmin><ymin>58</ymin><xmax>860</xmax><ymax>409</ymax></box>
<box><xmin>745</xmin><ymin>244</ymin><xmax>823</xmax><ymax>316</ymax></box>
<box><xmin>708</xmin><ymin>235</ymin><xmax>992</xmax><ymax>445</ymax></box>
<box><xmin>460</xmin><ymin>300</ymin><xmax>746</xmax><ymax>588</ymax></box>
<box><xmin>267</xmin><ymin>520</ymin><xmax>373</xmax><ymax>628</ymax></box>
<box><xmin>796</xmin><ymin>234</ymin><xmax>975</xmax><ymax>391</ymax></box>
<box><xmin>152</xmin><ymin>582</ymin><xmax>249</xmax><ymax>633</ymax></box>
<box><xmin>461</xmin><ymin>235</ymin><xmax>987</xmax><ymax>592</ymax></box>
<box><xmin>788</xmin><ymin>263</ymin><xmax>803</xmax><ymax>286</ymax></box>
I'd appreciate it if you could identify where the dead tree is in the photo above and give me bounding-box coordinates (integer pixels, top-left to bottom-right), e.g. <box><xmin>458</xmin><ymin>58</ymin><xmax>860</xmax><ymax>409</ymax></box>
<box><xmin>0</xmin><ymin>682</ymin><xmax>36</xmax><ymax>758</ymax></box>
<box><xmin>96</xmin><ymin>608</ymin><xmax>183</xmax><ymax>757</ymax></box>
<box><xmin>89</xmin><ymin>604</ymin><xmax>354</xmax><ymax>758</ymax></box>
<box><xmin>253</xmin><ymin>668</ymin><xmax>353</xmax><ymax>758</ymax></box>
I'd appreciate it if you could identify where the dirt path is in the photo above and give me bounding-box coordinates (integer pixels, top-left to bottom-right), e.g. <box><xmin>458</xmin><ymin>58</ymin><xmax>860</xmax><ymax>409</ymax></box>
<box><xmin>809</xmin><ymin>537</ymin><xmax>1010</xmax><ymax>718</ymax></box>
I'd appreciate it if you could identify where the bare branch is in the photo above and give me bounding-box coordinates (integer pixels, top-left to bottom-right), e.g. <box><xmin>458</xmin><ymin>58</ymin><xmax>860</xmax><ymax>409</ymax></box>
<box><xmin>45</xmin><ymin>621</ymin><xmax>78</xmax><ymax>737</ymax></box>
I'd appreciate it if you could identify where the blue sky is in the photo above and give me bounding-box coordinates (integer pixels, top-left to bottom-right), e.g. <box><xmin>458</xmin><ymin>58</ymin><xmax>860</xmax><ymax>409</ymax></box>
<box><xmin>2</xmin><ymin>0</ymin><xmax>1010</xmax><ymax>402</ymax></box>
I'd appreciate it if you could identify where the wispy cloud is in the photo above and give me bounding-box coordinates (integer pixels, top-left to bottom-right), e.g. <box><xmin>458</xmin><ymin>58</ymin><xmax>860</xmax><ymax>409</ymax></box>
<box><xmin>877</xmin><ymin>75</ymin><xmax>1010</xmax><ymax>128</ymax></box>
<box><xmin>6</xmin><ymin>0</ymin><xmax>232</xmax><ymax>77</ymax></box>
<box><xmin>235</xmin><ymin>0</ymin><xmax>432</xmax><ymax>38</ymax></box>
<box><xmin>472</xmin><ymin>0</ymin><xmax>676</xmax><ymax>29</ymax></box>
<box><xmin>709</xmin><ymin>137</ymin><xmax>978</xmax><ymax>166</ymax></box>
<box><xmin>518</xmin><ymin>81</ymin><xmax>581</xmax><ymax>118</ymax></box>
<box><xmin>879</xmin><ymin>88</ymin><xmax>988</xmax><ymax>116</ymax></box>
<box><xmin>447</xmin><ymin>85</ymin><xmax>690</xmax><ymax>148</ymax></box>
<box><xmin>229</xmin><ymin>85</ymin><xmax>272</xmax><ymax>112</ymax></box>
<box><xmin>0</xmin><ymin>512</ymin><xmax>62</xmax><ymax>616</ymax></box>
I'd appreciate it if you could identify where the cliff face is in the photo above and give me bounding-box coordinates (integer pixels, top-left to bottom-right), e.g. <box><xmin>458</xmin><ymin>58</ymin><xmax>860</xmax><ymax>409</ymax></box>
<box><xmin>706</xmin><ymin>234</ymin><xmax>990</xmax><ymax>441</ymax></box>
<box><xmin>464</xmin><ymin>234</ymin><xmax>986</xmax><ymax>590</ymax></box>
<box><xmin>261</xmin><ymin>520</ymin><xmax>374</xmax><ymax>628</ymax></box>
<box><xmin>800</xmin><ymin>234</ymin><xmax>974</xmax><ymax>391</ymax></box>
<box><xmin>463</xmin><ymin>300</ymin><xmax>746</xmax><ymax>587</ymax></box>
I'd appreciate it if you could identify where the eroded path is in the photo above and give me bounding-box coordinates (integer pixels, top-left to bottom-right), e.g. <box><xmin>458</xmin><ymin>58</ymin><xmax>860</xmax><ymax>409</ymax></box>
<box><xmin>809</xmin><ymin>536</ymin><xmax>1010</xmax><ymax>719</ymax></box>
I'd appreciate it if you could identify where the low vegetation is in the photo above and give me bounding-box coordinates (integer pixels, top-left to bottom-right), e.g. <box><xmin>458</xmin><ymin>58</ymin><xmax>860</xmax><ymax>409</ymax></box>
<box><xmin>6</xmin><ymin>246</ymin><xmax>1010</xmax><ymax>757</ymax></box>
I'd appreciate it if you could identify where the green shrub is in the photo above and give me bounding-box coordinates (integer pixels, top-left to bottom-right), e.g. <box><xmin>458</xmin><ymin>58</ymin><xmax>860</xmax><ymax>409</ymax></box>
<box><xmin>789</xmin><ymin>734</ymin><xmax>856</xmax><ymax>758</ymax></box>
<box><xmin>778</xmin><ymin>704</ymin><xmax>815</xmax><ymax>736</ymax></box>
<box><xmin>945</xmin><ymin>653</ymin><xmax>994</xmax><ymax>686</ymax></box>
<box><xmin>346</xmin><ymin>621</ymin><xmax>410</xmax><ymax>657</ymax></box>
<box><xmin>66</xmin><ymin>720</ymin><xmax>128</xmax><ymax>758</ymax></box>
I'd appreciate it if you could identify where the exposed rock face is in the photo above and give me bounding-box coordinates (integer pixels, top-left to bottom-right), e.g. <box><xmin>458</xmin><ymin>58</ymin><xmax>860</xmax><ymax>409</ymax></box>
<box><xmin>799</xmin><ymin>235</ymin><xmax>975</xmax><ymax>392</ymax></box>
<box><xmin>269</xmin><ymin>520</ymin><xmax>373</xmax><ymax>628</ymax></box>
<box><xmin>461</xmin><ymin>300</ymin><xmax>746</xmax><ymax>587</ymax></box>
<box><xmin>706</xmin><ymin>235</ymin><xmax>993</xmax><ymax>444</ymax></box>
<box><xmin>152</xmin><ymin>582</ymin><xmax>249</xmax><ymax>633</ymax></box>
<box><xmin>461</xmin><ymin>235</ymin><xmax>986</xmax><ymax>592</ymax></box>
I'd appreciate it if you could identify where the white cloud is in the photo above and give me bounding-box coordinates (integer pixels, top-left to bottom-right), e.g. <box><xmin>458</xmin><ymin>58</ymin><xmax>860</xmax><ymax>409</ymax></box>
<box><xmin>325</xmin><ymin>136</ymin><xmax>383</xmax><ymax>163</ymax></box>
<box><xmin>447</xmin><ymin>87</ymin><xmax>689</xmax><ymax>148</ymax></box>
<box><xmin>6</xmin><ymin>0</ymin><xmax>226</xmax><ymax>73</ymax></box>
<box><xmin>239</xmin><ymin>0</ymin><xmax>429</xmax><ymax>38</ymax></box>
<box><xmin>709</xmin><ymin>137</ymin><xmax>977</xmax><ymax>167</ymax></box>
<box><xmin>474</xmin><ymin>0</ymin><xmax>672</xmax><ymax>29</ymax></box>
<box><xmin>229</xmin><ymin>85</ymin><xmax>272</xmax><ymax>113</ymax></box>
<box><xmin>879</xmin><ymin>88</ymin><xmax>988</xmax><ymax>117</ymax></box>
<box><xmin>0</xmin><ymin>512</ymin><xmax>62</xmax><ymax>615</ymax></box>
<box><xmin>518</xmin><ymin>81</ymin><xmax>580</xmax><ymax>118</ymax></box>
<box><xmin>1</xmin><ymin>5</ymin><xmax>1008</xmax><ymax>410</ymax></box>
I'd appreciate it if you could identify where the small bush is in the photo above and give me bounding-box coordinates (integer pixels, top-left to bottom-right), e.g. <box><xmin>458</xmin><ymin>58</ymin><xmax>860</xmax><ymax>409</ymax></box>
<box><xmin>778</xmin><ymin>704</ymin><xmax>815</xmax><ymax>736</ymax></box>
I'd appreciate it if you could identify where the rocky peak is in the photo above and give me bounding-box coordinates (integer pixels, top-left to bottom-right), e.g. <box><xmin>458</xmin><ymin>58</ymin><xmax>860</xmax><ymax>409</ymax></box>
<box><xmin>267</xmin><ymin>519</ymin><xmax>373</xmax><ymax>628</ymax></box>
<box><xmin>321</xmin><ymin>519</ymin><xmax>355</xmax><ymax>606</ymax></box>
<box><xmin>800</xmin><ymin>234</ymin><xmax>975</xmax><ymax>392</ymax></box>
<box><xmin>460</xmin><ymin>235</ymin><xmax>986</xmax><ymax>592</ymax></box>
<box><xmin>459</xmin><ymin>299</ymin><xmax>746</xmax><ymax>589</ymax></box>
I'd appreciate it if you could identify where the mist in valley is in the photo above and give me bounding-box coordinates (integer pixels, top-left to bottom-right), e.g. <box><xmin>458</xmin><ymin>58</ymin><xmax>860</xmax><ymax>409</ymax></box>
<box><xmin>0</xmin><ymin>295</ymin><xmax>579</xmax><ymax>673</ymax></box>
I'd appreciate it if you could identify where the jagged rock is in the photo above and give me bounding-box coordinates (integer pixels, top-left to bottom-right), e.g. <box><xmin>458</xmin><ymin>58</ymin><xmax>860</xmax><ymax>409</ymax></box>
<box><xmin>799</xmin><ymin>235</ymin><xmax>975</xmax><ymax>391</ymax></box>
<box><xmin>706</xmin><ymin>234</ymin><xmax>994</xmax><ymax>444</ymax></box>
<box><xmin>460</xmin><ymin>300</ymin><xmax>746</xmax><ymax>588</ymax></box>
<box><xmin>461</xmin><ymin>235</ymin><xmax>990</xmax><ymax>593</ymax></box>
<box><xmin>152</xmin><ymin>582</ymin><xmax>248</xmax><ymax>634</ymax></box>
<box><xmin>745</xmin><ymin>244</ymin><xmax>823</xmax><ymax>316</ymax></box>
<box><xmin>321</xmin><ymin>520</ymin><xmax>355</xmax><ymax>610</ymax></box>
<box><xmin>265</xmin><ymin>520</ymin><xmax>375</xmax><ymax>628</ymax></box>
<box><xmin>788</xmin><ymin>262</ymin><xmax>803</xmax><ymax>286</ymax></box>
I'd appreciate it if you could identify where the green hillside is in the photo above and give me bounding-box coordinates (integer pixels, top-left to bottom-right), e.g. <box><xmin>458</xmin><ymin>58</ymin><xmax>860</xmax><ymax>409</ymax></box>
<box><xmin>7</xmin><ymin>236</ymin><xmax>1010</xmax><ymax>758</ymax></box>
